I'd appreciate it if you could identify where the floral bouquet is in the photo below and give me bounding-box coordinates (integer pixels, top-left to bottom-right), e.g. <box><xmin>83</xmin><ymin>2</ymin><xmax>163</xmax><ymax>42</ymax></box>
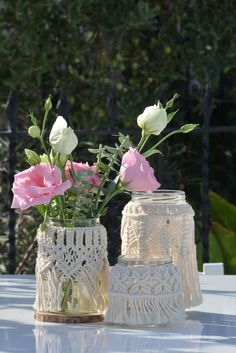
<box><xmin>11</xmin><ymin>94</ymin><xmax>197</xmax><ymax>224</ymax></box>
<box><xmin>10</xmin><ymin>94</ymin><xmax>198</xmax><ymax>322</ymax></box>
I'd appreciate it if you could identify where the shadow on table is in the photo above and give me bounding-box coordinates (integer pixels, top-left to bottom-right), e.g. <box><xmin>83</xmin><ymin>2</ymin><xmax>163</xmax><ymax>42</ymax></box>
<box><xmin>201</xmin><ymin>289</ymin><xmax>236</xmax><ymax>297</ymax></box>
<box><xmin>187</xmin><ymin>311</ymin><xmax>236</xmax><ymax>347</ymax></box>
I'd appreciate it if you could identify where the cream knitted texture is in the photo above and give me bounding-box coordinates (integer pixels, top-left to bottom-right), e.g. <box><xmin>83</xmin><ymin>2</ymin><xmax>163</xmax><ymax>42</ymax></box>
<box><xmin>121</xmin><ymin>201</ymin><xmax>202</xmax><ymax>308</ymax></box>
<box><xmin>34</xmin><ymin>224</ymin><xmax>108</xmax><ymax>313</ymax></box>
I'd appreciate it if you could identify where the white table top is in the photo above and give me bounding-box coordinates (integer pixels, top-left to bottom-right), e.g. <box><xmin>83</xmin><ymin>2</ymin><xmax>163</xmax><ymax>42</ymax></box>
<box><xmin>0</xmin><ymin>275</ymin><xmax>236</xmax><ymax>353</ymax></box>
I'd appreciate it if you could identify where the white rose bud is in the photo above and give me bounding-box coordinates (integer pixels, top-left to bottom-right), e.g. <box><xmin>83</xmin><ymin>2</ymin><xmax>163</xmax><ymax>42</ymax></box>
<box><xmin>49</xmin><ymin>116</ymin><xmax>78</xmax><ymax>155</ymax></box>
<box><xmin>137</xmin><ymin>104</ymin><xmax>168</xmax><ymax>135</ymax></box>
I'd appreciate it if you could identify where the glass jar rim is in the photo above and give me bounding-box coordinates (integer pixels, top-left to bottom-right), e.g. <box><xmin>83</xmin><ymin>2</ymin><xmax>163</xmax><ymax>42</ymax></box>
<box><xmin>131</xmin><ymin>189</ymin><xmax>185</xmax><ymax>203</ymax></box>
<box><xmin>47</xmin><ymin>217</ymin><xmax>100</xmax><ymax>227</ymax></box>
<box><xmin>118</xmin><ymin>255</ymin><xmax>172</xmax><ymax>267</ymax></box>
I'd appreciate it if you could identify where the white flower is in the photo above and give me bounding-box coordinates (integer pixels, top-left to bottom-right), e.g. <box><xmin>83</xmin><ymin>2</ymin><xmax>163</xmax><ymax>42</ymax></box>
<box><xmin>137</xmin><ymin>104</ymin><xmax>167</xmax><ymax>135</ymax></box>
<box><xmin>49</xmin><ymin>116</ymin><xmax>78</xmax><ymax>155</ymax></box>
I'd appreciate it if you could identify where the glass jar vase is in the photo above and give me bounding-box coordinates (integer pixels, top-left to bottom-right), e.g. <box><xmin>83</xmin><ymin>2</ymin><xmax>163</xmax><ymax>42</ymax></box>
<box><xmin>120</xmin><ymin>190</ymin><xmax>202</xmax><ymax>308</ymax></box>
<box><xmin>34</xmin><ymin>218</ymin><xmax>109</xmax><ymax>323</ymax></box>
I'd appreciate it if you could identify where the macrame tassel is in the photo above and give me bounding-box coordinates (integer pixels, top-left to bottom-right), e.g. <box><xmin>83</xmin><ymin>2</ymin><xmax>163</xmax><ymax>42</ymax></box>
<box><xmin>172</xmin><ymin>244</ymin><xmax>202</xmax><ymax>307</ymax></box>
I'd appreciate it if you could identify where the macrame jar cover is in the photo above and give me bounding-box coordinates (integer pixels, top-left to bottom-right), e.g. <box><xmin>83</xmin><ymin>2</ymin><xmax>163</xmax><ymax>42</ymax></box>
<box><xmin>105</xmin><ymin>190</ymin><xmax>202</xmax><ymax>325</ymax></box>
<box><xmin>34</xmin><ymin>220</ymin><xmax>109</xmax><ymax>323</ymax></box>
<box><xmin>105</xmin><ymin>259</ymin><xmax>185</xmax><ymax>325</ymax></box>
<box><xmin>120</xmin><ymin>191</ymin><xmax>202</xmax><ymax>307</ymax></box>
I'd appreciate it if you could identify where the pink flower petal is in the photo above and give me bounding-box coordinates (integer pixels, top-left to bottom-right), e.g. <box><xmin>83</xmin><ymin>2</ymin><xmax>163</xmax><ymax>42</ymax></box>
<box><xmin>11</xmin><ymin>164</ymin><xmax>72</xmax><ymax>211</ymax></box>
<box><xmin>119</xmin><ymin>148</ymin><xmax>160</xmax><ymax>192</ymax></box>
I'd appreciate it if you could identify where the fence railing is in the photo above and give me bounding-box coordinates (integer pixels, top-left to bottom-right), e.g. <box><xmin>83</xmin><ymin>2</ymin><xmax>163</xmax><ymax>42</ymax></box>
<box><xmin>2</xmin><ymin>91</ymin><xmax>236</xmax><ymax>273</ymax></box>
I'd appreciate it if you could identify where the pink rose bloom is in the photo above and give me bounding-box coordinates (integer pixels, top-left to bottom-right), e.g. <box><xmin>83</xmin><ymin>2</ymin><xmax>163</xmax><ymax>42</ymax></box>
<box><xmin>11</xmin><ymin>164</ymin><xmax>71</xmax><ymax>210</ymax></box>
<box><xmin>119</xmin><ymin>148</ymin><xmax>160</xmax><ymax>192</ymax></box>
<box><xmin>65</xmin><ymin>161</ymin><xmax>101</xmax><ymax>187</ymax></box>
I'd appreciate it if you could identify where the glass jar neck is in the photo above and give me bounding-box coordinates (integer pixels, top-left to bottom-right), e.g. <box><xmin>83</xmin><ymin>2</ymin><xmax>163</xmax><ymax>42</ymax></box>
<box><xmin>131</xmin><ymin>190</ymin><xmax>186</xmax><ymax>204</ymax></box>
<box><xmin>118</xmin><ymin>255</ymin><xmax>172</xmax><ymax>267</ymax></box>
<box><xmin>47</xmin><ymin>217</ymin><xmax>100</xmax><ymax>228</ymax></box>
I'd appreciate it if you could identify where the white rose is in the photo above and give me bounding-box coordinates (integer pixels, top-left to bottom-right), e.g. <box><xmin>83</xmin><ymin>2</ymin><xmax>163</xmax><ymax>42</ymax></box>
<box><xmin>49</xmin><ymin>116</ymin><xmax>78</xmax><ymax>155</ymax></box>
<box><xmin>137</xmin><ymin>104</ymin><xmax>168</xmax><ymax>135</ymax></box>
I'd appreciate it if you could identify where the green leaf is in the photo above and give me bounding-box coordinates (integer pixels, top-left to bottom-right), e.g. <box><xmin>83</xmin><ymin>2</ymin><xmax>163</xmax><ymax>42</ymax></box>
<box><xmin>34</xmin><ymin>205</ymin><xmax>46</xmax><ymax>217</ymax></box>
<box><xmin>210</xmin><ymin>191</ymin><xmax>236</xmax><ymax>232</ymax></box>
<box><xmin>209</xmin><ymin>191</ymin><xmax>236</xmax><ymax>274</ymax></box>
<box><xmin>105</xmin><ymin>146</ymin><xmax>118</xmax><ymax>154</ymax></box>
<box><xmin>80</xmin><ymin>180</ymin><xmax>92</xmax><ymax>188</ymax></box>
<box><xmin>143</xmin><ymin>149</ymin><xmax>163</xmax><ymax>158</ymax></box>
<box><xmin>118</xmin><ymin>134</ymin><xmax>133</xmax><ymax>148</ymax></box>
<box><xmin>211</xmin><ymin>222</ymin><xmax>236</xmax><ymax>274</ymax></box>
<box><xmin>29</xmin><ymin>112</ymin><xmax>38</xmax><ymax>126</ymax></box>
<box><xmin>24</xmin><ymin>149</ymin><xmax>40</xmax><ymax>165</ymax></box>
<box><xmin>167</xmin><ymin>109</ymin><xmax>179</xmax><ymax>123</ymax></box>
<box><xmin>97</xmin><ymin>162</ymin><xmax>109</xmax><ymax>173</ymax></box>
<box><xmin>107</xmin><ymin>180</ymin><xmax>117</xmax><ymax>193</ymax></box>
<box><xmin>88</xmin><ymin>148</ymin><xmax>101</xmax><ymax>154</ymax></box>
<box><xmin>165</xmin><ymin>93</ymin><xmax>180</xmax><ymax>109</ymax></box>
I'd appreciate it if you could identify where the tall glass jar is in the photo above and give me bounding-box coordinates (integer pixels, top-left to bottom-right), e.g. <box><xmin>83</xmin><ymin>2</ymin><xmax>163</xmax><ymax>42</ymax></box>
<box><xmin>34</xmin><ymin>218</ymin><xmax>109</xmax><ymax>323</ymax></box>
<box><xmin>120</xmin><ymin>190</ymin><xmax>202</xmax><ymax>308</ymax></box>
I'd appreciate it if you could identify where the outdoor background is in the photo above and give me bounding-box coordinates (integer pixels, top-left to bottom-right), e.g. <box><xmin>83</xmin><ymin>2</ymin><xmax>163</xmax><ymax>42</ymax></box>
<box><xmin>0</xmin><ymin>0</ymin><xmax>236</xmax><ymax>274</ymax></box>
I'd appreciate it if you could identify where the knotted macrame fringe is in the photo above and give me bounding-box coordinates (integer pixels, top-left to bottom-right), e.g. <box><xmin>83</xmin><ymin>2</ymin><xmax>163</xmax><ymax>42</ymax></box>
<box><xmin>105</xmin><ymin>262</ymin><xmax>185</xmax><ymax>325</ymax></box>
<box><xmin>171</xmin><ymin>244</ymin><xmax>202</xmax><ymax>308</ymax></box>
<box><xmin>106</xmin><ymin>293</ymin><xmax>185</xmax><ymax>325</ymax></box>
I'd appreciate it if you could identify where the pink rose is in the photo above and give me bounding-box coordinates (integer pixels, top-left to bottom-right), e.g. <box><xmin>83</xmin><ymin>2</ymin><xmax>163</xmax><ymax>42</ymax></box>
<box><xmin>65</xmin><ymin>161</ymin><xmax>101</xmax><ymax>187</ymax></box>
<box><xmin>11</xmin><ymin>164</ymin><xmax>71</xmax><ymax>210</ymax></box>
<box><xmin>119</xmin><ymin>148</ymin><xmax>160</xmax><ymax>192</ymax></box>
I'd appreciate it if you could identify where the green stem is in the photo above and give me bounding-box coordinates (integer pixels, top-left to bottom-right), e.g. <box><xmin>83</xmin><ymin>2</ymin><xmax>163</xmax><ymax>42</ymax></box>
<box><xmin>69</xmin><ymin>156</ymin><xmax>77</xmax><ymax>182</ymax></box>
<box><xmin>95</xmin><ymin>185</ymin><xmax>123</xmax><ymax>217</ymax></box>
<box><xmin>55</xmin><ymin>195</ymin><xmax>67</xmax><ymax>220</ymax></box>
<box><xmin>39</xmin><ymin>136</ymin><xmax>51</xmax><ymax>161</ymax></box>
<box><xmin>38</xmin><ymin>108</ymin><xmax>53</xmax><ymax>164</ymax></box>
<box><xmin>136</xmin><ymin>131</ymin><xmax>146</xmax><ymax>151</ymax></box>
<box><xmin>41</xmin><ymin>110</ymin><xmax>49</xmax><ymax>138</ymax></box>
<box><xmin>43</xmin><ymin>205</ymin><xmax>49</xmax><ymax>223</ymax></box>
<box><xmin>150</xmin><ymin>129</ymin><xmax>182</xmax><ymax>150</ymax></box>
<box><xmin>94</xmin><ymin>139</ymin><xmax>127</xmax><ymax>210</ymax></box>
<box><xmin>61</xmin><ymin>279</ymin><xmax>72</xmax><ymax>310</ymax></box>
<box><xmin>138</xmin><ymin>134</ymin><xmax>150</xmax><ymax>152</ymax></box>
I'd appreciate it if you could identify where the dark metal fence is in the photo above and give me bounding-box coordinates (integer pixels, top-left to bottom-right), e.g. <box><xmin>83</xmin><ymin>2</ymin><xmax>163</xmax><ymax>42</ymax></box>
<box><xmin>2</xmin><ymin>91</ymin><xmax>236</xmax><ymax>273</ymax></box>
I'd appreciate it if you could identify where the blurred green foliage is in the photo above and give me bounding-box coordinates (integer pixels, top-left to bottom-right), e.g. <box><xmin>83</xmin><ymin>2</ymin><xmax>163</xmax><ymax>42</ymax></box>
<box><xmin>210</xmin><ymin>191</ymin><xmax>236</xmax><ymax>274</ymax></box>
<box><xmin>1</xmin><ymin>0</ymin><xmax>236</xmax><ymax>126</ymax></box>
<box><xmin>0</xmin><ymin>0</ymin><xmax>236</xmax><ymax>272</ymax></box>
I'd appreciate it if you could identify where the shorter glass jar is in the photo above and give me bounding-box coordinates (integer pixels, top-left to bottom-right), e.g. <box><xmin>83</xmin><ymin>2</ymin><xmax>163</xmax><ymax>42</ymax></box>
<box><xmin>34</xmin><ymin>218</ymin><xmax>109</xmax><ymax>323</ymax></box>
<box><xmin>105</xmin><ymin>254</ymin><xmax>185</xmax><ymax>326</ymax></box>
